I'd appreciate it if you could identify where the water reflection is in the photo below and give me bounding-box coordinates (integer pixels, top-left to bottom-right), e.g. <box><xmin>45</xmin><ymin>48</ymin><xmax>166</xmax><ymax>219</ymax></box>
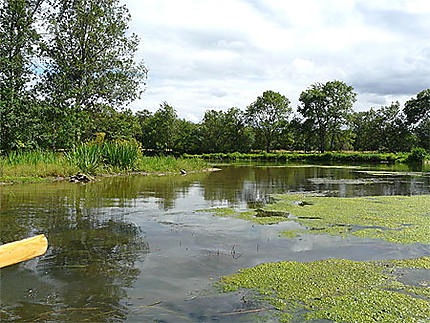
<box><xmin>200</xmin><ymin>164</ymin><xmax>430</xmax><ymax>208</ymax></box>
<box><xmin>1</xmin><ymin>182</ymin><xmax>149</xmax><ymax>322</ymax></box>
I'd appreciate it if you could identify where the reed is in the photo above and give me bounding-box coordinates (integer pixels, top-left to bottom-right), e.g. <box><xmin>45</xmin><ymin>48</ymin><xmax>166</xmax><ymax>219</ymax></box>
<box><xmin>1</xmin><ymin>143</ymin><xmax>208</xmax><ymax>184</ymax></box>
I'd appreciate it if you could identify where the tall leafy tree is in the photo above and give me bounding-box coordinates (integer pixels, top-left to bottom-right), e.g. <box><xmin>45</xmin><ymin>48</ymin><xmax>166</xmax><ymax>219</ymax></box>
<box><xmin>173</xmin><ymin>119</ymin><xmax>202</xmax><ymax>154</ymax></box>
<box><xmin>245</xmin><ymin>90</ymin><xmax>291</xmax><ymax>152</ymax></box>
<box><xmin>352</xmin><ymin>103</ymin><xmax>415</xmax><ymax>152</ymax></box>
<box><xmin>298</xmin><ymin>80</ymin><xmax>356</xmax><ymax>152</ymax></box>
<box><xmin>404</xmin><ymin>89</ymin><xmax>430</xmax><ymax>151</ymax></box>
<box><xmin>0</xmin><ymin>0</ymin><xmax>44</xmax><ymax>152</ymax></box>
<box><xmin>146</xmin><ymin>102</ymin><xmax>178</xmax><ymax>152</ymax></box>
<box><xmin>404</xmin><ymin>89</ymin><xmax>430</xmax><ymax>125</ymax></box>
<box><xmin>200</xmin><ymin>108</ymin><xmax>253</xmax><ymax>153</ymax></box>
<box><xmin>40</xmin><ymin>0</ymin><xmax>147</xmax><ymax>145</ymax></box>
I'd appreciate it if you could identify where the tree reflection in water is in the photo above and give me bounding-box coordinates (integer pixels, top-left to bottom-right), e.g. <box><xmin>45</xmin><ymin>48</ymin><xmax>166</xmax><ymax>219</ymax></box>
<box><xmin>0</xmin><ymin>182</ymin><xmax>149</xmax><ymax>322</ymax></box>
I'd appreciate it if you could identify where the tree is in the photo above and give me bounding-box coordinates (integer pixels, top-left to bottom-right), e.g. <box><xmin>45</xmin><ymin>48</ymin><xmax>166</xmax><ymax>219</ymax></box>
<box><xmin>40</xmin><ymin>0</ymin><xmax>147</xmax><ymax>145</ymax></box>
<box><xmin>146</xmin><ymin>102</ymin><xmax>178</xmax><ymax>152</ymax></box>
<box><xmin>80</xmin><ymin>107</ymin><xmax>140</xmax><ymax>141</ymax></box>
<box><xmin>200</xmin><ymin>108</ymin><xmax>253</xmax><ymax>153</ymax></box>
<box><xmin>245</xmin><ymin>90</ymin><xmax>291</xmax><ymax>152</ymax></box>
<box><xmin>404</xmin><ymin>89</ymin><xmax>430</xmax><ymax>151</ymax></box>
<box><xmin>404</xmin><ymin>89</ymin><xmax>430</xmax><ymax>125</ymax></box>
<box><xmin>375</xmin><ymin>102</ymin><xmax>414</xmax><ymax>152</ymax></box>
<box><xmin>298</xmin><ymin>80</ymin><xmax>356</xmax><ymax>152</ymax></box>
<box><xmin>0</xmin><ymin>0</ymin><xmax>44</xmax><ymax>152</ymax></box>
<box><xmin>173</xmin><ymin>119</ymin><xmax>202</xmax><ymax>154</ymax></box>
<box><xmin>352</xmin><ymin>103</ymin><xmax>415</xmax><ymax>152</ymax></box>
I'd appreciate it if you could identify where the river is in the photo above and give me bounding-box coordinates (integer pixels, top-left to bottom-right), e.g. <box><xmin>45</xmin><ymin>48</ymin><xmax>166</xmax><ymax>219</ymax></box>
<box><xmin>1</xmin><ymin>162</ymin><xmax>429</xmax><ymax>322</ymax></box>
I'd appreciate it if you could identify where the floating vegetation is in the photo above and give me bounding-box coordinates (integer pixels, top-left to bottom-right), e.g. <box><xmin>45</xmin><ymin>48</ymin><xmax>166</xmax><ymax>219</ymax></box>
<box><xmin>266</xmin><ymin>194</ymin><xmax>430</xmax><ymax>244</ymax></box>
<box><xmin>356</xmin><ymin>170</ymin><xmax>429</xmax><ymax>177</ymax></box>
<box><xmin>308</xmin><ymin>178</ymin><xmax>392</xmax><ymax>185</ymax></box>
<box><xmin>219</xmin><ymin>257</ymin><xmax>430</xmax><ymax>322</ymax></box>
<box><xmin>196</xmin><ymin>207</ymin><xmax>288</xmax><ymax>225</ymax></box>
<box><xmin>198</xmin><ymin>194</ymin><xmax>430</xmax><ymax>244</ymax></box>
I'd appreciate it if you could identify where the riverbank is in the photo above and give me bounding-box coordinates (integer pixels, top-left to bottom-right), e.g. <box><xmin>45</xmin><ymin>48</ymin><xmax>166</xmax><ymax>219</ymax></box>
<box><xmin>185</xmin><ymin>150</ymin><xmax>429</xmax><ymax>164</ymax></box>
<box><xmin>0</xmin><ymin>152</ymin><xmax>209</xmax><ymax>185</ymax></box>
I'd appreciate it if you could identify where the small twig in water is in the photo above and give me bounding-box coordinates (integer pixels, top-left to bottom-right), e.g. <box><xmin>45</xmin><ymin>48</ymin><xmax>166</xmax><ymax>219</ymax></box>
<box><xmin>139</xmin><ymin>301</ymin><xmax>162</xmax><ymax>308</ymax></box>
<box><xmin>218</xmin><ymin>307</ymin><xmax>268</xmax><ymax>316</ymax></box>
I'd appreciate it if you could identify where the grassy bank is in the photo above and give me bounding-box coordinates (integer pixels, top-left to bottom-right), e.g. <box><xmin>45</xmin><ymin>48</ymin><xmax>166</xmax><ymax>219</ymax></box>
<box><xmin>185</xmin><ymin>149</ymin><xmax>429</xmax><ymax>164</ymax></box>
<box><xmin>0</xmin><ymin>143</ymin><xmax>208</xmax><ymax>184</ymax></box>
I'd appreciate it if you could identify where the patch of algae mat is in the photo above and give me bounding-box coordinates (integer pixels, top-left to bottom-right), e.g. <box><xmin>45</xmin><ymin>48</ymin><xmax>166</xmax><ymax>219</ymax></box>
<box><xmin>219</xmin><ymin>257</ymin><xmax>430</xmax><ymax>322</ymax></box>
<box><xmin>268</xmin><ymin>194</ymin><xmax>430</xmax><ymax>244</ymax></box>
<box><xmin>199</xmin><ymin>194</ymin><xmax>430</xmax><ymax>244</ymax></box>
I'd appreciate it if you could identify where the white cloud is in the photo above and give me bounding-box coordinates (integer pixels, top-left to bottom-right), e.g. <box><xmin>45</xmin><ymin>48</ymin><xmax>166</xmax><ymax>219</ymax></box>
<box><xmin>126</xmin><ymin>0</ymin><xmax>430</xmax><ymax>121</ymax></box>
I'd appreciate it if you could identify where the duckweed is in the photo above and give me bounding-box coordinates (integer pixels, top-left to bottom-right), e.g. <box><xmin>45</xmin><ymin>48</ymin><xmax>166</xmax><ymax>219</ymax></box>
<box><xmin>196</xmin><ymin>207</ymin><xmax>287</xmax><ymax>225</ymax></box>
<box><xmin>268</xmin><ymin>194</ymin><xmax>430</xmax><ymax>244</ymax></box>
<box><xmin>219</xmin><ymin>257</ymin><xmax>430</xmax><ymax>322</ymax></box>
<box><xmin>196</xmin><ymin>194</ymin><xmax>430</xmax><ymax>244</ymax></box>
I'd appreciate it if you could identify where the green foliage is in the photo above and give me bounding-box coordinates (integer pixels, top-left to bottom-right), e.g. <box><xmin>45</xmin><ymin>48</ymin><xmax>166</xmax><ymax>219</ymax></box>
<box><xmin>245</xmin><ymin>90</ymin><xmax>292</xmax><ymax>152</ymax></box>
<box><xmin>41</xmin><ymin>0</ymin><xmax>146</xmax><ymax>111</ymax></box>
<box><xmin>67</xmin><ymin>140</ymin><xmax>140</xmax><ymax>173</ymax></box>
<box><xmin>353</xmin><ymin>103</ymin><xmax>415</xmax><ymax>153</ymax></box>
<box><xmin>186</xmin><ymin>151</ymin><xmax>410</xmax><ymax>163</ymax></box>
<box><xmin>2</xmin><ymin>149</ymin><xmax>58</xmax><ymax>166</ymax></box>
<box><xmin>404</xmin><ymin>89</ymin><xmax>430</xmax><ymax>125</ymax></box>
<box><xmin>407</xmin><ymin>147</ymin><xmax>429</xmax><ymax>162</ymax></box>
<box><xmin>298</xmin><ymin>80</ymin><xmax>356</xmax><ymax>152</ymax></box>
<box><xmin>0</xmin><ymin>150</ymin><xmax>79</xmax><ymax>182</ymax></box>
<box><xmin>200</xmin><ymin>107</ymin><xmax>253</xmax><ymax>153</ymax></box>
<box><xmin>102</xmin><ymin>140</ymin><xmax>140</xmax><ymax>169</ymax></box>
<box><xmin>67</xmin><ymin>142</ymin><xmax>103</xmax><ymax>174</ymax></box>
<box><xmin>0</xmin><ymin>0</ymin><xmax>44</xmax><ymax>152</ymax></box>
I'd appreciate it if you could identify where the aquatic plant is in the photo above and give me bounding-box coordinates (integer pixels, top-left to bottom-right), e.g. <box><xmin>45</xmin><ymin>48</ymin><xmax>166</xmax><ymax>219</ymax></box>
<box><xmin>219</xmin><ymin>257</ymin><xmax>430</xmax><ymax>322</ymax></box>
<box><xmin>267</xmin><ymin>194</ymin><xmax>430</xmax><ymax>244</ymax></box>
<box><xmin>66</xmin><ymin>142</ymin><xmax>103</xmax><ymax>173</ymax></box>
<box><xmin>200</xmin><ymin>194</ymin><xmax>430</xmax><ymax>244</ymax></box>
<box><xmin>101</xmin><ymin>140</ymin><xmax>140</xmax><ymax>169</ymax></box>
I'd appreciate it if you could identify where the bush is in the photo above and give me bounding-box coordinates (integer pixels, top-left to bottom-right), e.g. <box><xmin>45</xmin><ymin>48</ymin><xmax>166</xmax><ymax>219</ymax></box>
<box><xmin>407</xmin><ymin>147</ymin><xmax>429</xmax><ymax>162</ymax></box>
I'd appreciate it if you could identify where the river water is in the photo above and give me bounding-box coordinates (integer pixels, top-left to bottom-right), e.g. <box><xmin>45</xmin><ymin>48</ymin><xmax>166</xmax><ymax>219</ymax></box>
<box><xmin>1</xmin><ymin>163</ymin><xmax>429</xmax><ymax>322</ymax></box>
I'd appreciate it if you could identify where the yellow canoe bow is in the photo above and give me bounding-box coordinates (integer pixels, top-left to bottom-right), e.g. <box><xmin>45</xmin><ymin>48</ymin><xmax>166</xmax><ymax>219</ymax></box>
<box><xmin>0</xmin><ymin>234</ymin><xmax>48</xmax><ymax>268</ymax></box>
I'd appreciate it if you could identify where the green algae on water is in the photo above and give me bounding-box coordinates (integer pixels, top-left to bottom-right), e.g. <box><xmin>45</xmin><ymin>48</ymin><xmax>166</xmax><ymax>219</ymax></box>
<box><xmin>195</xmin><ymin>207</ymin><xmax>287</xmax><ymax>225</ymax></box>
<box><xmin>219</xmin><ymin>257</ymin><xmax>430</xmax><ymax>322</ymax></box>
<box><xmin>267</xmin><ymin>194</ymin><xmax>430</xmax><ymax>244</ymax></box>
<box><xmin>196</xmin><ymin>194</ymin><xmax>430</xmax><ymax>244</ymax></box>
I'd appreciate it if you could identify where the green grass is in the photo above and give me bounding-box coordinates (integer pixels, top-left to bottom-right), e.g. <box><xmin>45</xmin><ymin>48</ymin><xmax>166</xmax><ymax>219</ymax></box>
<box><xmin>185</xmin><ymin>151</ymin><xmax>416</xmax><ymax>163</ymax></box>
<box><xmin>0</xmin><ymin>143</ymin><xmax>208</xmax><ymax>184</ymax></box>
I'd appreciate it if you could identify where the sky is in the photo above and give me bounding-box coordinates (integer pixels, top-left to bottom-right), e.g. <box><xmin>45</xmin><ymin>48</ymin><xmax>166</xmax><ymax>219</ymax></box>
<box><xmin>126</xmin><ymin>0</ymin><xmax>430</xmax><ymax>122</ymax></box>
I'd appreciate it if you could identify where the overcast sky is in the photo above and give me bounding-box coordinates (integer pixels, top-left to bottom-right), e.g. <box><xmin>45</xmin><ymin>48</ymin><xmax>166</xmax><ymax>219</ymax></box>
<box><xmin>127</xmin><ymin>0</ymin><xmax>430</xmax><ymax>122</ymax></box>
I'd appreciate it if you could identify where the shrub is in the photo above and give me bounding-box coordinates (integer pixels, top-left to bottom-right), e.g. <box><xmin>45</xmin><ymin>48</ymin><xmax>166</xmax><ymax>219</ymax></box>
<box><xmin>407</xmin><ymin>147</ymin><xmax>429</xmax><ymax>162</ymax></box>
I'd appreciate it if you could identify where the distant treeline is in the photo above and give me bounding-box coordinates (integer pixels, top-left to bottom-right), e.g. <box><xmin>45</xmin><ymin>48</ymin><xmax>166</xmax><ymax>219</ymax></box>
<box><xmin>1</xmin><ymin>0</ymin><xmax>429</xmax><ymax>156</ymax></box>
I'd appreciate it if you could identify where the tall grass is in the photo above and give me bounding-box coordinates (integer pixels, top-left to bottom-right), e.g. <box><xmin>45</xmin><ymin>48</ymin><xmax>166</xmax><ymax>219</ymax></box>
<box><xmin>66</xmin><ymin>140</ymin><xmax>140</xmax><ymax>173</ymax></box>
<box><xmin>1</xmin><ymin>141</ymin><xmax>208</xmax><ymax>183</ymax></box>
<box><xmin>136</xmin><ymin>155</ymin><xmax>207</xmax><ymax>173</ymax></box>
<box><xmin>3</xmin><ymin>149</ymin><xmax>59</xmax><ymax>165</ymax></box>
<box><xmin>66</xmin><ymin>142</ymin><xmax>103</xmax><ymax>174</ymax></box>
<box><xmin>0</xmin><ymin>150</ymin><xmax>78</xmax><ymax>182</ymax></box>
<box><xmin>102</xmin><ymin>141</ymin><xmax>140</xmax><ymax>169</ymax></box>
